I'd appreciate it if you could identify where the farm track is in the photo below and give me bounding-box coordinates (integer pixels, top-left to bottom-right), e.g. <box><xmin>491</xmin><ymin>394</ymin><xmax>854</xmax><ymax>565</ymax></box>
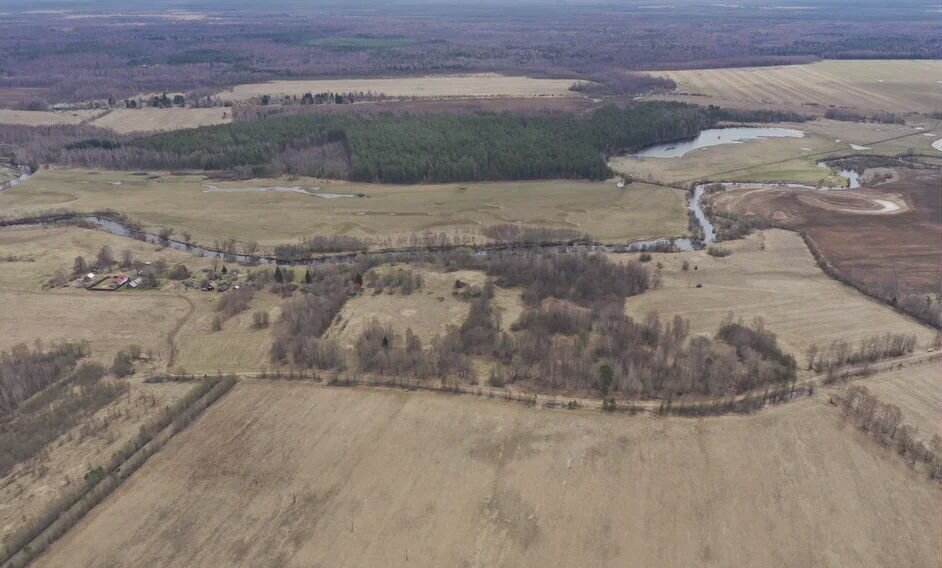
<box><xmin>157</xmin><ymin>350</ymin><xmax>942</xmax><ymax>416</ymax></box>
<box><xmin>165</xmin><ymin>293</ymin><xmax>195</xmax><ymax>369</ymax></box>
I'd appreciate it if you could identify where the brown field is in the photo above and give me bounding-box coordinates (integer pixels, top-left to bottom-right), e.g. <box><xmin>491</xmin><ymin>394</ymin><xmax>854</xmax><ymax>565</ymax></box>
<box><xmin>89</xmin><ymin>107</ymin><xmax>232</xmax><ymax>133</ymax></box>
<box><xmin>326</xmin><ymin>267</ymin><xmax>524</xmax><ymax>349</ymax></box>
<box><xmin>0</xmin><ymin>377</ymin><xmax>193</xmax><ymax>546</ymax></box>
<box><xmin>621</xmin><ymin>229</ymin><xmax>937</xmax><ymax>368</ymax></box>
<box><xmin>31</xmin><ymin>380</ymin><xmax>942</xmax><ymax>568</ymax></box>
<box><xmin>218</xmin><ymin>74</ymin><xmax>582</xmax><ymax>102</ymax></box>
<box><xmin>851</xmin><ymin>360</ymin><xmax>942</xmax><ymax>442</ymax></box>
<box><xmin>650</xmin><ymin>60</ymin><xmax>942</xmax><ymax>114</ymax></box>
<box><xmin>711</xmin><ymin>168</ymin><xmax>942</xmax><ymax>295</ymax></box>
<box><xmin>0</xmin><ymin>169</ymin><xmax>687</xmax><ymax>248</ymax></box>
<box><xmin>0</xmin><ymin>108</ymin><xmax>100</xmax><ymax>126</ymax></box>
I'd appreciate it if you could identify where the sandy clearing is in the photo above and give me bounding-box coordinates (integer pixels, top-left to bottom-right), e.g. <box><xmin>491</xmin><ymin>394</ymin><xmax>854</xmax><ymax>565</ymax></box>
<box><xmin>30</xmin><ymin>381</ymin><xmax>942</xmax><ymax>568</ymax></box>
<box><xmin>218</xmin><ymin>74</ymin><xmax>582</xmax><ymax>102</ymax></box>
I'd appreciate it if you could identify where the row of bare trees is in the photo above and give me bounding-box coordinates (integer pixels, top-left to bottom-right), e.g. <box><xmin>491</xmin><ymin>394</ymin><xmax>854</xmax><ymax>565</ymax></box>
<box><xmin>838</xmin><ymin>385</ymin><xmax>942</xmax><ymax>479</ymax></box>
<box><xmin>806</xmin><ymin>333</ymin><xmax>918</xmax><ymax>373</ymax></box>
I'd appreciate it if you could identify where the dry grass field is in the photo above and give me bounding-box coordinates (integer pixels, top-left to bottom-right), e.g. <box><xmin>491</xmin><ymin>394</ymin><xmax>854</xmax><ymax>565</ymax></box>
<box><xmin>88</xmin><ymin>107</ymin><xmax>233</xmax><ymax>133</ymax></box>
<box><xmin>30</xmin><ymin>380</ymin><xmax>942</xmax><ymax>568</ymax></box>
<box><xmin>218</xmin><ymin>74</ymin><xmax>581</xmax><ymax>102</ymax></box>
<box><xmin>650</xmin><ymin>60</ymin><xmax>942</xmax><ymax>114</ymax></box>
<box><xmin>0</xmin><ymin>109</ymin><xmax>100</xmax><ymax>126</ymax></box>
<box><xmin>0</xmin><ymin>288</ymin><xmax>190</xmax><ymax>367</ymax></box>
<box><xmin>852</xmin><ymin>360</ymin><xmax>942</xmax><ymax>442</ymax></box>
<box><xmin>0</xmin><ymin>169</ymin><xmax>688</xmax><ymax>248</ymax></box>
<box><xmin>610</xmin><ymin>119</ymin><xmax>940</xmax><ymax>187</ymax></box>
<box><xmin>171</xmin><ymin>290</ymin><xmax>280</xmax><ymax>374</ymax></box>
<box><xmin>621</xmin><ymin>230</ymin><xmax>937</xmax><ymax>368</ymax></box>
<box><xmin>0</xmin><ymin>377</ymin><xmax>193</xmax><ymax>547</ymax></box>
<box><xmin>326</xmin><ymin>267</ymin><xmax>524</xmax><ymax>349</ymax></box>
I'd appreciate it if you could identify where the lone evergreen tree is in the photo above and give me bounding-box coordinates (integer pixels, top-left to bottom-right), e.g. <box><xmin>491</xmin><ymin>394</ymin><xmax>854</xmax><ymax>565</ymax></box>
<box><xmin>274</xmin><ymin>266</ymin><xmax>284</xmax><ymax>284</ymax></box>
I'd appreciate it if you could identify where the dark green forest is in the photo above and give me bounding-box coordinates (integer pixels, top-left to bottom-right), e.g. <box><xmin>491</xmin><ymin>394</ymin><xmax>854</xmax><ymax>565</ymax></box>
<box><xmin>60</xmin><ymin>102</ymin><xmax>799</xmax><ymax>183</ymax></box>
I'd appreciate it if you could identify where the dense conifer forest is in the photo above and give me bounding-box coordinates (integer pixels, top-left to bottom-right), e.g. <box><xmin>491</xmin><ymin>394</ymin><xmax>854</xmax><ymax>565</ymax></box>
<box><xmin>57</xmin><ymin>102</ymin><xmax>733</xmax><ymax>183</ymax></box>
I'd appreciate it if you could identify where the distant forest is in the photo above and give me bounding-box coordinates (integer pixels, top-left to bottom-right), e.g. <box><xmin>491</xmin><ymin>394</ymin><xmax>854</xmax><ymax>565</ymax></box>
<box><xmin>49</xmin><ymin>102</ymin><xmax>800</xmax><ymax>183</ymax></box>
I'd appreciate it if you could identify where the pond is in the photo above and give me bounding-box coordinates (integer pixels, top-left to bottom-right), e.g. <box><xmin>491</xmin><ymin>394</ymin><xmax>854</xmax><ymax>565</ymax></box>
<box><xmin>632</xmin><ymin>127</ymin><xmax>804</xmax><ymax>158</ymax></box>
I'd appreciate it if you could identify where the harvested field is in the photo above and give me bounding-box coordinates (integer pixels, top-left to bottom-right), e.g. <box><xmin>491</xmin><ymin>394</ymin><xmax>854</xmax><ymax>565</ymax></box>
<box><xmin>89</xmin><ymin>107</ymin><xmax>232</xmax><ymax>133</ymax></box>
<box><xmin>326</xmin><ymin>268</ymin><xmax>524</xmax><ymax>349</ymax></box>
<box><xmin>711</xmin><ymin>168</ymin><xmax>942</xmax><ymax>296</ymax></box>
<box><xmin>650</xmin><ymin>60</ymin><xmax>942</xmax><ymax>114</ymax></box>
<box><xmin>31</xmin><ymin>381</ymin><xmax>942</xmax><ymax>568</ymax></box>
<box><xmin>610</xmin><ymin>119</ymin><xmax>939</xmax><ymax>187</ymax></box>
<box><xmin>0</xmin><ymin>289</ymin><xmax>189</xmax><ymax>367</ymax></box>
<box><xmin>0</xmin><ymin>377</ymin><xmax>193</xmax><ymax>547</ymax></box>
<box><xmin>0</xmin><ymin>169</ymin><xmax>687</xmax><ymax>248</ymax></box>
<box><xmin>621</xmin><ymin>230</ymin><xmax>937</xmax><ymax>368</ymax></box>
<box><xmin>0</xmin><ymin>108</ymin><xmax>99</xmax><ymax>126</ymax></box>
<box><xmin>852</xmin><ymin>360</ymin><xmax>942</xmax><ymax>442</ymax></box>
<box><xmin>218</xmin><ymin>74</ymin><xmax>581</xmax><ymax>102</ymax></box>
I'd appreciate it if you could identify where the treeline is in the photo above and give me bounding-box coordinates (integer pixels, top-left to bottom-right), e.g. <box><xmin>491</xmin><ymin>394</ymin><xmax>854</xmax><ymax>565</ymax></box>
<box><xmin>836</xmin><ymin>385</ymin><xmax>942</xmax><ymax>480</ymax></box>
<box><xmin>50</xmin><ymin>102</ymin><xmax>724</xmax><ymax>183</ymax></box>
<box><xmin>481</xmin><ymin>224</ymin><xmax>589</xmax><ymax>244</ymax></box>
<box><xmin>806</xmin><ymin>333</ymin><xmax>918</xmax><ymax>373</ymax></box>
<box><xmin>0</xmin><ymin>342</ymin><xmax>89</xmax><ymax>414</ymax></box>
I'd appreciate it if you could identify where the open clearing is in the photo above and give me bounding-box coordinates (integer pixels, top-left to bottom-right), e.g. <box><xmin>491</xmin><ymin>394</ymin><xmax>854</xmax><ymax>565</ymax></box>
<box><xmin>0</xmin><ymin>108</ymin><xmax>100</xmax><ymax>126</ymax></box>
<box><xmin>621</xmin><ymin>230</ymin><xmax>937</xmax><ymax>368</ymax></box>
<box><xmin>711</xmin><ymin>168</ymin><xmax>942</xmax><ymax>296</ymax></box>
<box><xmin>171</xmin><ymin>290</ymin><xmax>280</xmax><ymax>374</ymax></box>
<box><xmin>31</xmin><ymin>380</ymin><xmax>942</xmax><ymax>568</ymax></box>
<box><xmin>88</xmin><ymin>107</ymin><xmax>233</xmax><ymax>133</ymax></box>
<box><xmin>217</xmin><ymin>74</ymin><xmax>581</xmax><ymax>102</ymax></box>
<box><xmin>326</xmin><ymin>267</ymin><xmax>524</xmax><ymax>349</ymax></box>
<box><xmin>0</xmin><ymin>169</ymin><xmax>687</xmax><ymax>248</ymax></box>
<box><xmin>649</xmin><ymin>60</ymin><xmax>942</xmax><ymax>114</ymax></box>
<box><xmin>610</xmin><ymin>119</ymin><xmax>940</xmax><ymax>187</ymax></box>
<box><xmin>0</xmin><ymin>377</ymin><xmax>193</xmax><ymax>546</ymax></box>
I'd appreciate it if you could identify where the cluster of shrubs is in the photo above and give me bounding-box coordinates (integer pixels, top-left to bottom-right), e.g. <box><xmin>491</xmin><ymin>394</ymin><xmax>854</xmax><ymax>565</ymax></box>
<box><xmin>365</xmin><ymin>267</ymin><xmax>423</xmax><ymax>295</ymax></box>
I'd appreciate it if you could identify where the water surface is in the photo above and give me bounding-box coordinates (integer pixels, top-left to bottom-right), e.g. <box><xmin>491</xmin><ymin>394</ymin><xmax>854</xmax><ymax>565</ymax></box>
<box><xmin>633</xmin><ymin>127</ymin><xmax>804</xmax><ymax>158</ymax></box>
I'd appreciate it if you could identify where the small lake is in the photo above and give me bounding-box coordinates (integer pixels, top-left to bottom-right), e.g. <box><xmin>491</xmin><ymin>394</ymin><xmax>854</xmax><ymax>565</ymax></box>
<box><xmin>633</xmin><ymin>127</ymin><xmax>804</xmax><ymax>158</ymax></box>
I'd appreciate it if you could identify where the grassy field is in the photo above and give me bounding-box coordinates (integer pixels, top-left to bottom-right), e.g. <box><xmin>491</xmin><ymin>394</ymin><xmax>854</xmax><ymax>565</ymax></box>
<box><xmin>218</xmin><ymin>74</ymin><xmax>580</xmax><ymax>102</ymax></box>
<box><xmin>650</xmin><ymin>60</ymin><xmax>942</xmax><ymax>114</ymax></box>
<box><xmin>326</xmin><ymin>267</ymin><xmax>524</xmax><ymax>349</ymax></box>
<box><xmin>171</xmin><ymin>290</ymin><xmax>280</xmax><ymax>374</ymax></box>
<box><xmin>0</xmin><ymin>288</ymin><xmax>190</xmax><ymax>367</ymax></box>
<box><xmin>610</xmin><ymin>119</ymin><xmax>941</xmax><ymax>187</ymax></box>
<box><xmin>89</xmin><ymin>107</ymin><xmax>233</xmax><ymax>133</ymax></box>
<box><xmin>621</xmin><ymin>230</ymin><xmax>937</xmax><ymax>369</ymax></box>
<box><xmin>0</xmin><ymin>169</ymin><xmax>688</xmax><ymax>248</ymax></box>
<box><xmin>305</xmin><ymin>37</ymin><xmax>416</xmax><ymax>49</ymax></box>
<box><xmin>30</xmin><ymin>380</ymin><xmax>942</xmax><ymax>568</ymax></box>
<box><xmin>0</xmin><ymin>377</ymin><xmax>193</xmax><ymax>547</ymax></box>
<box><xmin>0</xmin><ymin>109</ymin><xmax>100</xmax><ymax>126</ymax></box>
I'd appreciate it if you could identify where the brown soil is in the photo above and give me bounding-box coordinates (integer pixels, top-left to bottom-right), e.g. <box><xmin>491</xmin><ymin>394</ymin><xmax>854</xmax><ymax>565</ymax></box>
<box><xmin>711</xmin><ymin>168</ymin><xmax>942</xmax><ymax>296</ymax></box>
